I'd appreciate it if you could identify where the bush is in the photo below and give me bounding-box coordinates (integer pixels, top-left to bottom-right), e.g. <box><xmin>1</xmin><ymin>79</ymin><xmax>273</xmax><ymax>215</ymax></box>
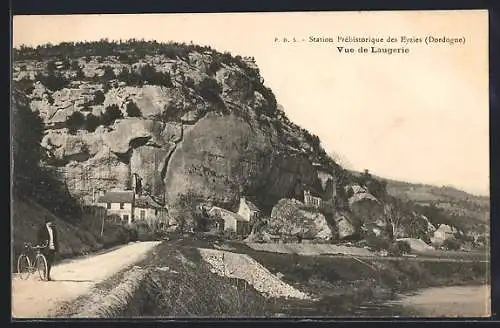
<box><xmin>102</xmin><ymin>104</ymin><xmax>123</xmax><ymax>125</ymax></box>
<box><xmin>47</xmin><ymin>93</ymin><xmax>55</xmax><ymax>105</ymax></box>
<box><xmin>185</xmin><ymin>77</ymin><xmax>195</xmax><ymax>89</ymax></box>
<box><xmin>76</xmin><ymin>67</ymin><xmax>85</xmax><ymax>79</ymax></box>
<box><xmin>16</xmin><ymin>78</ymin><xmax>35</xmax><ymax>95</ymax></box>
<box><xmin>207</xmin><ymin>60</ymin><xmax>222</xmax><ymax>76</ymax></box>
<box><xmin>93</xmin><ymin>90</ymin><xmax>105</xmax><ymax>105</ymax></box>
<box><xmin>126</xmin><ymin>101</ymin><xmax>142</xmax><ymax>117</ymax></box>
<box><xmin>71</xmin><ymin>60</ymin><xmax>80</xmax><ymax>70</ymax></box>
<box><xmin>37</xmin><ymin>72</ymin><xmax>70</xmax><ymax>91</ymax></box>
<box><xmin>102</xmin><ymin>66</ymin><xmax>116</xmax><ymax>80</ymax></box>
<box><xmin>389</xmin><ymin>241</ymin><xmax>412</xmax><ymax>256</ymax></box>
<box><xmin>442</xmin><ymin>238</ymin><xmax>461</xmax><ymax>250</ymax></box>
<box><xmin>364</xmin><ymin>234</ymin><xmax>391</xmax><ymax>251</ymax></box>
<box><xmin>196</xmin><ymin>76</ymin><xmax>222</xmax><ymax>102</ymax></box>
<box><xmin>100</xmin><ymin>221</ymin><xmax>136</xmax><ymax>247</ymax></box>
<box><xmin>85</xmin><ymin>113</ymin><xmax>101</xmax><ymax>132</ymax></box>
<box><xmin>47</xmin><ymin>61</ymin><xmax>57</xmax><ymax>73</ymax></box>
<box><xmin>66</xmin><ymin>111</ymin><xmax>85</xmax><ymax>133</ymax></box>
<box><xmin>140</xmin><ymin>64</ymin><xmax>173</xmax><ymax>87</ymax></box>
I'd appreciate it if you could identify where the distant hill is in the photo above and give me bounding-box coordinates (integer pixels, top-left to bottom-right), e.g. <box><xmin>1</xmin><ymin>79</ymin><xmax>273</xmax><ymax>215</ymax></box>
<box><xmin>353</xmin><ymin>171</ymin><xmax>490</xmax><ymax>234</ymax></box>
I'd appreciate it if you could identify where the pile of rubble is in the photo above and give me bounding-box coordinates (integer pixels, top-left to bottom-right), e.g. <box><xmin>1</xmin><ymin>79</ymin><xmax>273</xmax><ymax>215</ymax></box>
<box><xmin>198</xmin><ymin>248</ymin><xmax>312</xmax><ymax>300</ymax></box>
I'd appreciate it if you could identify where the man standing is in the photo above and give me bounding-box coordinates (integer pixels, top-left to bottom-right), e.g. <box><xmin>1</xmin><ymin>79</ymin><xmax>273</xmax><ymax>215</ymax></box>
<box><xmin>37</xmin><ymin>217</ymin><xmax>59</xmax><ymax>281</ymax></box>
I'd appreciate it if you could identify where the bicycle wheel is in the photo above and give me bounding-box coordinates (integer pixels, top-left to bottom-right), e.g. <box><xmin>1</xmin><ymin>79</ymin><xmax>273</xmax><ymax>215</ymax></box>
<box><xmin>17</xmin><ymin>255</ymin><xmax>31</xmax><ymax>280</ymax></box>
<box><xmin>36</xmin><ymin>254</ymin><xmax>48</xmax><ymax>281</ymax></box>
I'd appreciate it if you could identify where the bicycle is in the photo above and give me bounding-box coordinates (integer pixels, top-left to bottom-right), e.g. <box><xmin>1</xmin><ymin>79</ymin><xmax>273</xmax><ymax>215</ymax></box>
<box><xmin>16</xmin><ymin>242</ymin><xmax>49</xmax><ymax>281</ymax></box>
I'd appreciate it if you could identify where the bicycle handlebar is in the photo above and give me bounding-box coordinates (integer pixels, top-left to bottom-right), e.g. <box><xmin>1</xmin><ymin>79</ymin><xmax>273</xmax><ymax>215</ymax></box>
<box><xmin>23</xmin><ymin>242</ymin><xmax>48</xmax><ymax>249</ymax></box>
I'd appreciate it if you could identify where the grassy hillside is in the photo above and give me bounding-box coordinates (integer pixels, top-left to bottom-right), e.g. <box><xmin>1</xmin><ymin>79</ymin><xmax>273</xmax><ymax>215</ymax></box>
<box><xmin>11</xmin><ymin>195</ymin><xmax>137</xmax><ymax>271</ymax></box>
<box><xmin>348</xmin><ymin>170</ymin><xmax>490</xmax><ymax>235</ymax></box>
<box><xmin>383</xmin><ymin>177</ymin><xmax>489</xmax><ymax>234</ymax></box>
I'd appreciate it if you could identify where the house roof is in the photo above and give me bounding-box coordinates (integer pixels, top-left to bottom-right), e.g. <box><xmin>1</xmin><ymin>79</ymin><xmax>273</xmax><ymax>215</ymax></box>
<box><xmin>134</xmin><ymin>195</ymin><xmax>164</xmax><ymax>209</ymax></box>
<box><xmin>209</xmin><ymin>206</ymin><xmax>248</xmax><ymax>222</ymax></box>
<box><xmin>98</xmin><ymin>191</ymin><xmax>134</xmax><ymax>203</ymax></box>
<box><xmin>304</xmin><ymin>189</ymin><xmax>323</xmax><ymax>198</ymax></box>
<box><xmin>348</xmin><ymin>192</ymin><xmax>380</xmax><ymax>207</ymax></box>
<box><xmin>243</xmin><ymin>198</ymin><xmax>260</xmax><ymax>212</ymax></box>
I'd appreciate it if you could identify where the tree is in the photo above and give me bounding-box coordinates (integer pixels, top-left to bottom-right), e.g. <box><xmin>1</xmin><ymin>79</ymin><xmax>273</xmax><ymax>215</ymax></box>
<box><xmin>47</xmin><ymin>61</ymin><xmax>57</xmax><ymax>73</ymax></box>
<box><xmin>383</xmin><ymin>201</ymin><xmax>405</xmax><ymax>240</ymax></box>
<box><xmin>65</xmin><ymin>111</ymin><xmax>85</xmax><ymax>134</ymax></box>
<box><xmin>102</xmin><ymin>66</ymin><xmax>116</xmax><ymax>80</ymax></box>
<box><xmin>12</xmin><ymin>87</ymin><xmax>44</xmax><ymax>193</ymax></box>
<box><xmin>196</xmin><ymin>76</ymin><xmax>222</xmax><ymax>102</ymax></box>
<box><xmin>85</xmin><ymin>113</ymin><xmax>101</xmax><ymax>132</ymax></box>
<box><xmin>93</xmin><ymin>90</ymin><xmax>105</xmax><ymax>105</ymax></box>
<box><xmin>102</xmin><ymin>104</ymin><xmax>123</xmax><ymax>126</ymax></box>
<box><xmin>442</xmin><ymin>238</ymin><xmax>461</xmax><ymax>250</ymax></box>
<box><xmin>37</xmin><ymin>72</ymin><xmax>70</xmax><ymax>91</ymax></box>
<box><xmin>126</xmin><ymin>101</ymin><xmax>142</xmax><ymax>117</ymax></box>
<box><xmin>76</xmin><ymin>67</ymin><xmax>85</xmax><ymax>80</ymax></box>
<box><xmin>71</xmin><ymin>60</ymin><xmax>80</xmax><ymax>70</ymax></box>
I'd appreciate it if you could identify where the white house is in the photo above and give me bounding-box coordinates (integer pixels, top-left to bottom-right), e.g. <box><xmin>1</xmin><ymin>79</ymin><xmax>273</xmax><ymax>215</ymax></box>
<box><xmin>98</xmin><ymin>190</ymin><xmax>168</xmax><ymax>227</ymax></box>
<box><xmin>134</xmin><ymin>194</ymin><xmax>168</xmax><ymax>228</ymax></box>
<box><xmin>304</xmin><ymin>190</ymin><xmax>323</xmax><ymax>208</ymax></box>
<box><xmin>237</xmin><ymin>196</ymin><xmax>261</xmax><ymax>222</ymax></box>
<box><xmin>97</xmin><ymin>190</ymin><xmax>135</xmax><ymax>224</ymax></box>
<box><xmin>208</xmin><ymin>206</ymin><xmax>250</xmax><ymax>235</ymax></box>
<box><xmin>431</xmin><ymin>224</ymin><xmax>457</xmax><ymax>245</ymax></box>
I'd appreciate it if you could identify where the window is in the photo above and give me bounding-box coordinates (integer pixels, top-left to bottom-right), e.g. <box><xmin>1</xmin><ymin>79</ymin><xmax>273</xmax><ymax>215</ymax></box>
<box><xmin>155</xmin><ymin>209</ymin><xmax>158</xmax><ymax>216</ymax></box>
<box><xmin>140</xmin><ymin>210</ymin><xmax>145</xmax><ymax>219</ymax></box>
<box><xmin>107</xmin><ymin>203</ymin><xmax>111</xmax><ymax>209</ymax></box>
<box><xmin>123</xmin><ymin>214</ymin><xmax>129</xmax><ymax>223</ymax></box>
<box><xmin>120</xmin><ymin>202</ymin><xmax>124</xmax><ymax>209</ymax></box>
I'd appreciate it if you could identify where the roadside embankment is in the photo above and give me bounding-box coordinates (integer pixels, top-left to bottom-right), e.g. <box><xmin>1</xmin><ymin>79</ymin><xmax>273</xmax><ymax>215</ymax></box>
<box><xmin>12</xmin><ymin>196</ymin><xmax>137</xmax><ymax>272</ymax></box>
<box><xmin>67</xmin><ymin>242</ymin><xmax>281</xmax><ymax>318</ymax></box>
<box><xmin>66</xmin><ymin>240</ymin><xmax>490</xmax><ymax>318</ymax></box>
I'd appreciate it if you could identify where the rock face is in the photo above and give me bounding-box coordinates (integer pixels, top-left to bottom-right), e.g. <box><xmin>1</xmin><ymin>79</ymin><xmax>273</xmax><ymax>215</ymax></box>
<box><xmin>335</xmin><ymin>214</ymin><xmax>358</xmax><ymax>239</ymax></box>
<box><xmin>15</xmin><ymin>49</ymin><xmax>334</xmax><ymax>209</ymax></box>
<box><xmin>18</xmin><ymin>43</ymin><xmax>437</xmax><ymax>243</ymax></box>
<box><xmin>266</xmin><ymin>198</ymin><xmax>334</xmax><ymax>240</ymax></box>
<box><xmin>431</xmin><ymin>224</ymin><xmax>458</xmax><ymax>246</ymax></box>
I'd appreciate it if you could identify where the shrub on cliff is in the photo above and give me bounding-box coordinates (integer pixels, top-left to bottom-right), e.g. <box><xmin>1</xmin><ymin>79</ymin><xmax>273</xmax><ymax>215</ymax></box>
<box><xmin>196</xmin><ymin>76</ymin><xmax>222</xmax><ymax>102</ymax></box>
<box><xmin>139</xmin><ymin>64</ymin><xmax>173</xmax><ymax>87</ymax></box>
<box><xmin>126</xmin><ymin>101</ymin><xmax>142</xmax><ymax>117</ymax></box>
<box><xmin>102</xmin><ymin>104</ymin><xmax>123</xmax><ymax>125</ymax></box>
<box><xmin>93</xmin><ymin>90</ymin><xmax>106</xmax><ymax>105</ymax></box>
<box><xmin>16</xmin><ymin>77</ymin><xmax>35</xmax><ymax>95</ymax></box>
<box><xmin>36</xmin><ymin>72</ymin><xmax>70</xmax><ymax>91</ymax></box>
<box><xmin>85</xmin><ymin>113</ymin><xmax>101</xmax><ymax>132</ymax></box>
<box><xmin>254</xmin><ymin>83</ymin><xmax>277</xmax><ymax>114</ymax></box>
<box><xmin>117</xmin><ymin>65</ymin><xmax>173</xmax><ymax>88</ymax></box>
<box><xmin>66</xmin><ymin>111</ymin><xmax>86</xmax><ymax>134</ymax></box>
<box><xmin>102</xmin><ymin>66</ymin><xmax>116</xmax><ymax>81</ymax></box>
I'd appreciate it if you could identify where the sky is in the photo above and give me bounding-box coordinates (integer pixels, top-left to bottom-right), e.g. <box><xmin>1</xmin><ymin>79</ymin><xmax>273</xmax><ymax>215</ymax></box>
<box><xmin>12</xmin><ymin>11</ymin><xmax>490</xmax><ymax>196</ymax></box>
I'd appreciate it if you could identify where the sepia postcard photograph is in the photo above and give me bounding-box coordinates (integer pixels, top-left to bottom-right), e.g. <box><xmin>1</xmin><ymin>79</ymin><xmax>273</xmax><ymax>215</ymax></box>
<box><xmin>10</xmin><ymin>10</ymin><xmax>491</xmax><ymax>319</ymax></box>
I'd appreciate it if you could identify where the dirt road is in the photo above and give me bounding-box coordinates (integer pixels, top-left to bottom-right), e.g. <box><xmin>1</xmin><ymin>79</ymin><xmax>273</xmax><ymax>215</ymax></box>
<box><xmin>11</xmin><ymin>241</ymin><xmax>161</xmax><ymax>319</ymax></box>
<box><xmin>391</xmin><ymin>285</ymin><xmax>491</xmax><ymax>317</ymax></box>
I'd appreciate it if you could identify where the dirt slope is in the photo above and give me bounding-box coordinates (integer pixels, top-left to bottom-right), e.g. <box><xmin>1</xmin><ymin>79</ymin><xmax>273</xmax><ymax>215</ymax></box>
<box><xmin>11</xmin><ymin>241</ymin><xmax>161</xmax><ymax>319</ymax></box>
<box><xmin>12</xmin><ymin>196</ymin><xmax>102</xmax><ymax>264</ymax></box>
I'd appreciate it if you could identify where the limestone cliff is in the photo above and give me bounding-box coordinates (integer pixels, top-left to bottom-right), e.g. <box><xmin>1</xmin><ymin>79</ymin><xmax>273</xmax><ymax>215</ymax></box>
<box><xmin>13</xmin><ymin>41</ymin><xmax>461</xmax><ymax>243</ymax></box>
<box><xmin>13</xmin><ymin>42</ymin><xmax>338</xmax><ymax>212</ymax></box>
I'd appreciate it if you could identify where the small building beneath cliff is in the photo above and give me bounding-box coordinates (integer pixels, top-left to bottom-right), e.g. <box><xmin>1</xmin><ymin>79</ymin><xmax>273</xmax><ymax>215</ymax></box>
<box><xmin>97</xmin><ymin>190</ymin><xmax>135</xmax><ymax>224</ymax></box>
<box><xmin>97</xmin><ymin>190</ymin><xmax>168</xmax><ymax>227</ymax></box>
<box><xmin>237</xmin><ymin>196</ymin><xmax>261</xmax><ymax>223</ymax></box>
<box><xmin>208</xmin><ymin>206</ymin><xmax>250</xmax><ymax>235</ymax></box>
